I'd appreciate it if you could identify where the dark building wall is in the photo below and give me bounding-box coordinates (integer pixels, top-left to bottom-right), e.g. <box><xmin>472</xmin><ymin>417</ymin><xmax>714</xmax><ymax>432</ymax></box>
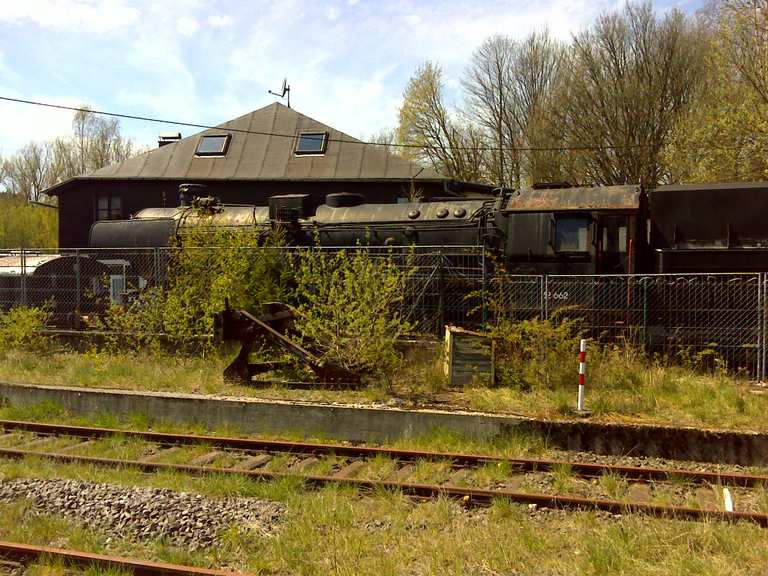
<box><xmin>55</xmin><ymin>179</ymin><xmax>447</xmax><ymax>248</ymax></box>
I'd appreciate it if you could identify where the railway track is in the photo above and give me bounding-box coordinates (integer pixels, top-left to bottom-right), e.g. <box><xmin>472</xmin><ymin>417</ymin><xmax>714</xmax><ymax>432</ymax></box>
<box><xmin>0</xmin><ymin>540</ymin><xmax>246</xmax><ymax>575</ymax></box>
<box><xmin>0</xmin><ymin>419</ymin><xmax>767</xmax><ymax>527</ymax></box>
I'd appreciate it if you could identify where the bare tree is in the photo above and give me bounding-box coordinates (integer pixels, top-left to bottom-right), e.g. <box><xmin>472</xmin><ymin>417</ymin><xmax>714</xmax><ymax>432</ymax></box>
<box><xmin>2</xmin><ymin>142</ymin><xmax>56</xmax><ymax>202</ymax></box>
<box><xmin>463</xmin><ymin>35</ymin><xmax>520</xmax><ymax>187</ymax></box>
<box><xmin>366</xmin><ymin>127</ymin><xmax>399</xmax><ymax>156</ymax></box>
<box><xmin>53</xmin><ymin>107</ymin><xmax>136</xmax><ymax>179</ymax></box>
<box><xmin>397</xmin><ymin>62</ymin><xmax>487</xmax><ymax>182</ymax></box>
<box><xmin>558</xmin><ymin>2</ymin><xmax>707</xmax><ymax>186</ymax></box>
<box><xmin>1</xmin><ymin>107</ymin><xmax>138</xmax><ymax>202</ymax></box>
<box><xmin>463</xmin><ymin>31</ymin><xmax>566</xmax><ymax>187</ymax></box>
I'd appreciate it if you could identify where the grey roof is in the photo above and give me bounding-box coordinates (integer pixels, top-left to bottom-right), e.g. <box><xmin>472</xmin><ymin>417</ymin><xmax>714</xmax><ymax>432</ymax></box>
<box><xmin>502</xmin><ymin>185</ymin><xmax>642</xmax><ymax>212</ymax></box>
<box><xmin>47</xmin><ymin>103</ymin><xmax>445</xmax><ymax>194</ymax></box>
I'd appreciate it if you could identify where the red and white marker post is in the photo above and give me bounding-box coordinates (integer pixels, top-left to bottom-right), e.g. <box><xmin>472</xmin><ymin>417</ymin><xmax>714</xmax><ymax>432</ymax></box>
<box><xmin>577</xmin><ymin>339</ymin><xmax>587</xmax><ymax>412</ymax></box>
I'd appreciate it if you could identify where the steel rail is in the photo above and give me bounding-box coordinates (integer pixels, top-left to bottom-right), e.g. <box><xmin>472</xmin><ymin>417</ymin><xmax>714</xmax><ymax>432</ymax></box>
<box><xmin>0</xmin><ymin>447</ymin><xmax>765</xmax><ymax>527</ymax></box>
<box><xmin>1</xmin><ymin>419</ymin><xmax>766</xmax><ymax>488</ymax></box>
<box><xmin>0</xmin><ymin>540</ymin><xmax>247</xmax><ymax>576</ymax></box>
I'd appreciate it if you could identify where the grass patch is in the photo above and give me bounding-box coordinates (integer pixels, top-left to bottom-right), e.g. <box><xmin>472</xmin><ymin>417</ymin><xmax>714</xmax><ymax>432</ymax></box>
<box><xmin>0</xmin><ymin>342</ymin><xmax>766</xmax><ymax>432</ymax></box>
<box><xmin>600</xmin><ymin>471</ymin><xmax>629</xmax><ymax>500</ymax></box>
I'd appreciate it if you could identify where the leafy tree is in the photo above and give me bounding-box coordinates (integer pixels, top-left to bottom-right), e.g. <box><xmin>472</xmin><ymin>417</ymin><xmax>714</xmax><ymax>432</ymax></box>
<box><xmin>0</xmin><ymin>194</ymin><xmax>58</xmax><ymax>248</ymax></box>
<box><xmin>721</xmin><ymin>0</ymin><xmax>768</xmax><ymax>106</ymax></box>
<box><xmin>664</xmin><ymin>25</ymin><xmax>768</xmax><ymax>181</ymax></box>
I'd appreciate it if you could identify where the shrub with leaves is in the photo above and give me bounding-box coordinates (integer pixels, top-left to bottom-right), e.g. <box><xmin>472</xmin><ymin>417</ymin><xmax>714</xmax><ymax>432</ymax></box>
<box><xmin>100</xmin><ymin>223</ymin><xmax>291</xmax><ymax>350</ymax></box>
<box><xmin>292</xmin><ymin>248</ymin><xmax>413</xmax><ymax>379</ymax></box>
<box><xmin>485</xmin><ymin>271</ymin><xmax>582</xmax><ymax>390</ymax></box>
<box><xmin>0</xmin><ymin>306</ymin><xmax>51</xmax><ymax>353</ymax></box>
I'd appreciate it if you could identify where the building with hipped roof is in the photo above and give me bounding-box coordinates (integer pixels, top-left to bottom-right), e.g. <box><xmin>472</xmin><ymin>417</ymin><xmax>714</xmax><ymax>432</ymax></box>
<box><xmin>45</xmin><ymin>102</ymin><xmax>492</xmax><ymax>248</ymax></box>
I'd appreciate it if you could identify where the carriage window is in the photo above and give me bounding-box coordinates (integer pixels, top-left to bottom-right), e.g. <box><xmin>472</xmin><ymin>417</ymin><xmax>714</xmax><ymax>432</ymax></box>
<box><xmin>555</xmin><ymin>217</ymin><xmax>589</xmax><ymax>252</ymax></box>
<box><xmin>97</xmin><ymin>194</ymin><xmax>122</xmax><ymax>220</ymax></box>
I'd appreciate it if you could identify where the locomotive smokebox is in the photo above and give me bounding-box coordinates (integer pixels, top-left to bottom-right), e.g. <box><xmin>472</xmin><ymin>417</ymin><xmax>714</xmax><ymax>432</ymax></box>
<box><xmin>178</xmin><ymin>183</ymin><xmax>207</xmax><ymax>207</ymax></box>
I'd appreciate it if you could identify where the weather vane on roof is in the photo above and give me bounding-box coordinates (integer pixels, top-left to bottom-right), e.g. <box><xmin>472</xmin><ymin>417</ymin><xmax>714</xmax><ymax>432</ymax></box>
<box><xmin>268</xmin><ymin>78</ymin><xmax>291</xmax><ymax>108</ymax></box>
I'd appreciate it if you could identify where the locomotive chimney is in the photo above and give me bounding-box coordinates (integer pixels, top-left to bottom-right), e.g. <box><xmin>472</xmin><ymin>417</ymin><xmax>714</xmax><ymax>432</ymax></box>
<box><xmin>158</xmin><ymin>132</ymin><xmax>182</xmax><ymax>147</ymax></box>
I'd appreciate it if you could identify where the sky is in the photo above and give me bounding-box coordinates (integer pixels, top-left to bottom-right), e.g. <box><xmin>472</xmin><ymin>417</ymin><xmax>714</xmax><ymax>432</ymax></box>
<box><xmin>0</xmin><ymin>0</ymin><xmax>704</xmax><ymax>157</ymax></box>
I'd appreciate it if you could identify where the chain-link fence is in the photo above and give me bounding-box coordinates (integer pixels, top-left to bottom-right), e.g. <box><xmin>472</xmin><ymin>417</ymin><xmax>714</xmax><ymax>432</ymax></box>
<box><xmin>0</xmin><ymin>246</ymin><xmax>486</xmax><ymax>334</ymax></box>
<box><xmin>491</xmin><ymin>273</ymin><xmax>766</xmax><ymax>379</ymax></box>
<box><xmin>1</xmin><ymin>247</ymin><xmax>767</xmax><ymax>378</ymax></box>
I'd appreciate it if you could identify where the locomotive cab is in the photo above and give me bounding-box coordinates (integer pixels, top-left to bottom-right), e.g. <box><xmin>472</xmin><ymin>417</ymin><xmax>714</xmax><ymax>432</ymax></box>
<box><xmin>497</xmin><ymin>184</ymin><xmax>647</xmax><ymax>274</ymax></box>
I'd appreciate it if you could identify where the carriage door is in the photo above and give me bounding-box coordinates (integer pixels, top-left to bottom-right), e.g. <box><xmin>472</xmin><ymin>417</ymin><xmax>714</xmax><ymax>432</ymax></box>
<box><xmin>597</xmin><ymin>215</ymin><xmax>629</xmax><ymax>273</ymax></box>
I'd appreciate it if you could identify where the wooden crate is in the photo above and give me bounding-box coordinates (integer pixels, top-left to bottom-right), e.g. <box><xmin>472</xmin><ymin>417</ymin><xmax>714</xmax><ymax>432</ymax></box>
<box><xmin>444</xmin><ymin>325</ymin><xmax>493</xmax><ymax>388</ymax></box>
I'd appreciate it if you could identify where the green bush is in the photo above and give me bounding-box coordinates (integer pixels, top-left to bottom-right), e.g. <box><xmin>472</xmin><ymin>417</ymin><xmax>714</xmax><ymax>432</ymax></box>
<box><xmin>489</xmin><ymin>315</ymin><xmax>582</xmax><ymax>390</ymax></box>
<box><xmin>100</xmin><ymin>223</ymin><xmax>290</xmax><ymax>351</ymax></box>
<box><xmin>0</xmin><ymin>195</ymin><xmax>58</xmax><ymax>249</ymax></box>
<box><xmin>0</xmin><ymin>306</ymin><xmax>51</xmax><ymax>352</ymax></box>
<box><xmin>292</xmin><ymin>248</ymin><xmax>413</xmax><ymax>380</ymax></box>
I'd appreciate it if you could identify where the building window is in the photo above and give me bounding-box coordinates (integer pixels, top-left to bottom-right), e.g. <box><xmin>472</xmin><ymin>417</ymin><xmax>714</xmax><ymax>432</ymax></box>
<box><xmin>196</xmin><ymin>134</ymin><xmax>231</xmax><ymax>156</ymax></box>
<box><xmin>295</xmin><ymin>131</ymin><xmax>328</xmax><ymax>155</ymax></box>
<box><xmin>555</xmin><ymin>216</ymin><xmax>589</xmax><ymax>252</ymax></box>
<box><xmin>97</xmin><ymin>194</ymin><xmax>122</xmax><ymax>220</ymax></box>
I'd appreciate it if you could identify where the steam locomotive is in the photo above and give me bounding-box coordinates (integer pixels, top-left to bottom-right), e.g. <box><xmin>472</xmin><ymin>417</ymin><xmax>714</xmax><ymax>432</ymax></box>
<box><xmin>7</xmin><ymin>180</ymin><xmax>767</xmax><ymax>329</ymax></box>
<box><xmin>88</xmin><ymin>181</ymin><xmax>768</xmax><ymax>275</ymax></box>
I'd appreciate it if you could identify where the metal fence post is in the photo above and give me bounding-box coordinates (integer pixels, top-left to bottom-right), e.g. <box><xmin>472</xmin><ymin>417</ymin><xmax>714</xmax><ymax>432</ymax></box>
<box><xmin>761</xmin><ymin>273</ymin><xmax>767</xmax><ymax>382</ymax></box>
<box><xmin>481</xmin><ymin>248</ymin><xmax>488</xmax><ymax>327</ymax></box>
<box><xmin>642</xmin><ymin>278</ymin><xmax>649</xmax><ymax>347</ymax></box>
<box><xmin>757</xmin><ymin>273</ymin><xmax>762</xmax><ymax>381</ymax></box>
<box><xmin>20</xmin><ymin>248</ymin><xmax>27</xmax><ymax>306</ymax></box>
<box><xmin>764</xmin><ymin>273</ymin><xmax>768</xmax><ymax>381</ymax></box>
<box><xmin>437</xmin><ymin>248</ymin><xmax>445</xmax><ymax>333</ymax></box>
<box><xmin>543</xmin><ymin>275</ymin><xmax>549</xmax><ymax>320</ymax></box>
<box><xmin>153</xmin><ymin>248</ymin><xmax>161</xmax><ymax>287</ymax></box>
<box><xmin>75</xmin><ymin>247</ymin><xmax>81</xmax><ymax>311</ymax></box>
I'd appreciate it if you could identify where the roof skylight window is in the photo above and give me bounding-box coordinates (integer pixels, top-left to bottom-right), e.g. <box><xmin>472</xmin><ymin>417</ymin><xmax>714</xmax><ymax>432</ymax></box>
<box><xmin>196</xmin><ymin>134</ymin><xmax>231</xmax><ymax>157</ymax></box>
<box><xmin>295</xmin><ymin>132</ymin><xmax>328</xmax><ymax>155</ymax></box>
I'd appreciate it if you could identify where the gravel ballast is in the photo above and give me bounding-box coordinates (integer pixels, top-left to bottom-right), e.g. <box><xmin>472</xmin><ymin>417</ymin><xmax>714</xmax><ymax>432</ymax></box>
<box><xmin>0</xmin><ymin>478</ymin><xmax>284</xmax><ymax>549</ymax></box>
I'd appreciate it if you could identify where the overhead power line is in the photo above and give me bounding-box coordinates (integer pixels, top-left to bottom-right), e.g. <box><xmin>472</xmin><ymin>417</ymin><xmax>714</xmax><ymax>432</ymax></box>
<box><xmin>0</xmin><ymin>94</ymin><xmax>759</xmax><ymax>154</ymax></box>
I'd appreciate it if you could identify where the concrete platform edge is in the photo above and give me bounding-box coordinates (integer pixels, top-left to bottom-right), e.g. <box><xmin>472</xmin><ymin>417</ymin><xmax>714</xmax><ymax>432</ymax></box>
<box><xmin>0</xmin><ymin>382</ymin><xmax>765</xmax><ymax>466</ymax></box>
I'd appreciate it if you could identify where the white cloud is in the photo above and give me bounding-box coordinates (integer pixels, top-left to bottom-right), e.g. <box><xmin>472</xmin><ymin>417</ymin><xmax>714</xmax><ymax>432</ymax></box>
<box><xmin>0</xmin><ymin>90</ymin><xmax>86</xmax><ymax>155</ymax></box>
<box><xmin>0</xmin><ymin>0</ymin><xmax>703</xmax><ymax>155</ymax></box>
<box><xmin>208</xmin><ymin>14</ymin><xmax>232</xmax><ymax>27</ymax></box>
<box><xmin>405</xmin><ymin>14</ymin><xmax>421</xmax><ymax>26</ymax></box>
<box><xmin>176</xmin><ymin>16</ymin><xmax>200</xmax><ymax>36</ymax></box>
<box><xmin>0</xmin><ymin>0</ymin><xmax>140</xmax><ymax>33</ymax></box>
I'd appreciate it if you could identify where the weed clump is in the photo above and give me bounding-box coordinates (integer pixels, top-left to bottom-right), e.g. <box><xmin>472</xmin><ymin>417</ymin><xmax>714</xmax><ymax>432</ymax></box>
<box><xmin>489</xmin><ymin>315</ymin><xmax>582</xmax><ymax>391</ymax></box>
